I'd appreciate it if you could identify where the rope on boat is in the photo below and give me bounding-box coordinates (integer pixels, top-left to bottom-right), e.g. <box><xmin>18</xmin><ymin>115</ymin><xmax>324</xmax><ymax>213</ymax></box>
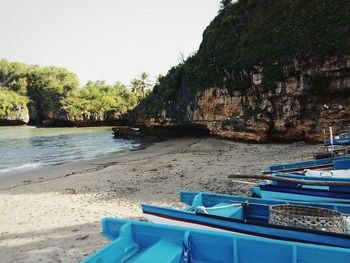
<box><xmin>192</xmin><ymin>201</ymin><xmax>350</xmax><ymax>216</ymax></box>
<box><xmin>192</xmin><ymin>203</ymin><xmax>243</xmax><ymax>214</ymax></box>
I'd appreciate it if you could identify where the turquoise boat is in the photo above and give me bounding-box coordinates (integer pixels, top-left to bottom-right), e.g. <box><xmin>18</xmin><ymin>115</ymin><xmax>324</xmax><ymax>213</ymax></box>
<box><xmin>142</xmin><ymin>191</ymin><xmax>350</xmax><ymax>248</ymax></box>
<box><xmin>252</xmin><ymin>183</ymin><xmax>350</xmax><ymax>203</ymax></box>
<box><xmin>252</xmin><ymin>172</ymin><xmax>350</xmax><ymax>203</ymax></box>
<box><xmin>325</xmin><ymin>131</ymin><xmax>350</xmax><ymax>146</ymax></box>
<box><xmin>267</xmin><ymin>155</ymin><xmax>350</xmax><ymax>173</ymax></box>
<box><xmin>256</xmin><ymin>157</ymin><xmax>350</xmax><ymax>202</ymax></box>
<box><xmin>81</xmin><ymin>218</ymin><xmax>350</xmax><ymax>263</ymax></box>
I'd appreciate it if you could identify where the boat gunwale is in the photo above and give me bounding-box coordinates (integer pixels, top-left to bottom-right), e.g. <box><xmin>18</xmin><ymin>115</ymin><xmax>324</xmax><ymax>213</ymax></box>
<box><xmin>260</xmin><ymin>184</ymin><xmax>350</xmax><ymax>200</ymax></box>
<box><xmin>143</xmin><ymin>208</ymin><xmax>350</xmax><ymax>249</ymax></box>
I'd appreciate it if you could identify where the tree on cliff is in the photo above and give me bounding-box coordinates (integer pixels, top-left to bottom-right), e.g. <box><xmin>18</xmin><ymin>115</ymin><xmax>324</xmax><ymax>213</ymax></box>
<box><xmin>131</xmin><ymin>72</ymin><xmax>153</xmax><ymax>99</ymax></box>
<box><xmin>61</xmin><ymin>80</ymin><xmax>138</xmax><ymax>117</ymax></box>
<box><xmin>220</xmin><ymin>0</ymin><xmax>232</xmax><ymax>10</ymax></box>
<box><xmin>0</xmin><ymin>88</ymin><xmax>28</xmax><ymax>120</ymax></box>
<box><xmin>129</xmin><ymin>0</ymin><xmax>350</xmax><ymax>143</ymax></box>
<box><xmin>155</xmin><ymin>74</ymin><xmax>164</xmax><ymax>85</ymax></box>
<box><xmin>0</xmin><ymin>59</ymin><xmax>139</xmax><ymax>124</ymax></box>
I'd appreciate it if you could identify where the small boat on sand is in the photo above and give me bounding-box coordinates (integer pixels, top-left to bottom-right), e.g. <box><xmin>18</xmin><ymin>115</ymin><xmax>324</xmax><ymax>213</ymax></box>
<box><xmin>304</xmin><ymin>168</ymin><xmax>350</xmax><ymax>178</ymax></box>
<box><xmin>81</xmin><ymin>218</ymin><xmax>350</xmax><ymax>263</ymax></box>
<box><xmin>142</xmin><ymin>191</ymin><xmax>350</xmax><ymax>248</ymax></box>
<box><xmin>266</xmin><ymin>155</ymin><xmax>350</xmax><ymax>174</ymax></box>
<box><xmin>253</xmin><ymin>182</ymin><xmax>350</xmax><ymax>203</ymax></box>
<box><xmin>324</xmin><ymin>130</ymin><xmax>350</xmax><ymax>146</ymax></box>
<box><xmin>252</xmin><ymin>172</ymin><xmax>350</xmax><ymax>203</ymax></box>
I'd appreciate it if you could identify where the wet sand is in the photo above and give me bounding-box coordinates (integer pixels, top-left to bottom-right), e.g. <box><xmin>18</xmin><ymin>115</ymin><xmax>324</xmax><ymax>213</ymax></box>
<box><xmin>0</xmin><ymin>137</ymin><xmax>317</xmax><ymax>262</ymax></box>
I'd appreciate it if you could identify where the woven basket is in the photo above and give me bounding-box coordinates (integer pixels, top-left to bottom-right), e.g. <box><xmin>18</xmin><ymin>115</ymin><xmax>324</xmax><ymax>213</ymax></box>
<box><xmin>269</xmin><ymin>204</ymin><xmax>344</xmax><ymax>234</ymax></box>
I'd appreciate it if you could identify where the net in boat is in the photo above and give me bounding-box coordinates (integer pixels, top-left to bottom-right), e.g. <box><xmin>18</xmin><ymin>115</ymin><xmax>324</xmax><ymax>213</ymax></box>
<box><xmin>269</xmin><ymin>204</ymin><xmax>345</xmax><ymax>234</ymax></box>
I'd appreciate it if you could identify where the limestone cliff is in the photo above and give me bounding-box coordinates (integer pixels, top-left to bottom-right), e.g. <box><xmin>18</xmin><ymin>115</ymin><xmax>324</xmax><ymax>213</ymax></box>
<box><xmin>193</xmin><ymin>56</ymin><xmax>350</xmax><ymax>142</ymax></box>
<box><xmin>0</xmin><ymin>105</ymin><xmax>29</xmax><ymax>125</ymax></box>
<box><xmin>0</xmin><ymin>89</ymin><xmax>29</xmax><ymax>125</ymax></box>
<box><xmin>128</xmin><ymin>0</ymin><xmax>350</xmax><ymax>142</ymax></box>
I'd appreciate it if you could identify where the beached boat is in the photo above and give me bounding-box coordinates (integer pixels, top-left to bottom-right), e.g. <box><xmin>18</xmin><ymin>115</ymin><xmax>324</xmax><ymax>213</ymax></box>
<box><xmin>142</xmin><ymin>191</ymin><xmax>350</xmax><ymax>248</ymax></box>
<box><xmin>266</xmin><ymin>155</ymin><xmax>350</xmax><ymax>174</ymax></box>
<box><xmin>252</xmin><ymin>182</ymin><xmax>350</xmax><ymax>203</ymax></box>
<box><xmin>314</xmin><ymin>145</ymin><xmax>350</xmax><ymax>159</ymax></box>
<box><xmin>265</xmin><ymin>158</ymin><xmax>350</xmax><ymax>188</ymax></box>
<box><xmin>251</xmin><ymin>171</ymin><xmax>350</xmax><ymax>203</ymax></box>
<box><xmin>324</xmin><ymin>130</ymin><xmax>350</xmax><ymax>146</ymax></box>
<box><xmin>304</xmin><ymin>168</ymin><xmax>350</xmax><ymax>178</ymax></box>
<box><xmin>81</xmin><ymin>218</ymin><xmax>350</xmax><ymax>263</ymax></box>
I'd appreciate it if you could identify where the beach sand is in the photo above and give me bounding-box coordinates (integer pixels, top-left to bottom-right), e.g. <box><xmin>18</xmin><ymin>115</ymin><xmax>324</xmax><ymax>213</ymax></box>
<box><xmin>0</xmin><ymin>137</ymin><xmax>317</xmax><ymax>262</ymax></box>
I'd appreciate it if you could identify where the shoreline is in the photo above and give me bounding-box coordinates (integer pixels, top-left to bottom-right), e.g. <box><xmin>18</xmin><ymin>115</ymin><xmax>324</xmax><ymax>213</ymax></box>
<box><xmin>0</xmin><ymin>145</ymin><xmax>147</xmax><ymax>191</ymax></box>
<box><xmin>0</xmin><ymin>137</ymin><xmax>317</xmax><ymax>262</ymax></box>
<box><xmin>0</xmin><ymin>125</ymin><xmax>161</xmax><ymax>190</ymax></box>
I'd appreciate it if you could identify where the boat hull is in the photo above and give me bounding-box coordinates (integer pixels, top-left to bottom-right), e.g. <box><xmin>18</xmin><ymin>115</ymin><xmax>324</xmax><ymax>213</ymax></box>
<box><xmin>304</xmin><ymin>169</ymin><xmax>350</xmax><ymax>179</ymax></box>
<box><xmin>82</xmin><ymin>218</ymin><xmax>350</xmax><ymax>263</ymax></box>
<box><xmin>142</xmin><ymin>204</ymin><xmax>350</xmax><ymax>249</ymax></box>
<box><xmin>259</xmin><ymin>184</ymin><xmax>350</xmax><ymax>203</ymax></box>
<box><xmin>268</xmin><ymin>155</ymin><xmax>350</xmax><ymax>172</ymax></box>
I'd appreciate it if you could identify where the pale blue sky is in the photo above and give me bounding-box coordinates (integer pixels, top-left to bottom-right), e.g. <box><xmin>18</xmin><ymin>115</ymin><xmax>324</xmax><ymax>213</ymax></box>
<box><xmin>0</xmin><ymin>0</ymin><xmax>221</xmax><ymax>86</ymax></box>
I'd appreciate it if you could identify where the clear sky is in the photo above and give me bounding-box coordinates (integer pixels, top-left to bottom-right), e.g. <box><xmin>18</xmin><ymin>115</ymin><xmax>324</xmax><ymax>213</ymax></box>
<box><xmin>0</xmin><ymin>0</ymin><xmax>221</xmax><ymax>86</ymax></box>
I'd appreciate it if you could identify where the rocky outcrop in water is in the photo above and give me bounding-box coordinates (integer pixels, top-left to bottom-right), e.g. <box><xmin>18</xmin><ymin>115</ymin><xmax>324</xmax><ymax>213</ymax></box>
<box><xmin>0</xmin><ymin>104</ymin><xmax>30</xmax><ymax>125</ymax></box>
<box><xmin>39</xmin><ymin>111</ymin><xmax>125</xmax><ymax>127</ymax></box>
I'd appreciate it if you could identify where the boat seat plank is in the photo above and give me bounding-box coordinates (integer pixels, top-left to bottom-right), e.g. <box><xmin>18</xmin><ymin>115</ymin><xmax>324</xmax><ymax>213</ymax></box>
<box><xmin>126</xmin><ymin>239</ymin><xmax>182</xmax><ymax>263</ymax></box>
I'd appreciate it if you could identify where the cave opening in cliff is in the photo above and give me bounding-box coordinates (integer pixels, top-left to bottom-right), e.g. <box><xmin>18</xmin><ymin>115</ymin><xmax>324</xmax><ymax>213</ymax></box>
<box><xmin>136</xmin><ymin>125</ymin><xmax>211</xmax><ymax>140</ymax></box>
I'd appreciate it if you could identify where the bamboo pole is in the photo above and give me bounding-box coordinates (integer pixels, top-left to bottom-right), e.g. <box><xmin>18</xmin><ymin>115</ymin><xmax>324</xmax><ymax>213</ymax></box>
<box><xmin>228</xmin><ymin>174</ymin><xmax>350</xmax><ymax>186</ymax></box>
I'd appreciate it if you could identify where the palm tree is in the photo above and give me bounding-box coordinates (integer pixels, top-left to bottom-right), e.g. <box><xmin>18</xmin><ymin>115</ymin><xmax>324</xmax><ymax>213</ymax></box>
<box><xmin>138</xmin><ymin>72</ymin><xmax>152</xmax><ymax>98</ymax></box>
<box><xmin>130</xmin><ymin>72</ymin><xmax>153</xmax><ymax>99</ymax></box>
<box><xmin>155</xmin><ymin>74</ymin><xmax>163</xmax><ymax>85</ymax></box>
<box><xmin>130</xmin><ymin>78</ymin><xmax>141</xmax><ymax>95</ymax></box>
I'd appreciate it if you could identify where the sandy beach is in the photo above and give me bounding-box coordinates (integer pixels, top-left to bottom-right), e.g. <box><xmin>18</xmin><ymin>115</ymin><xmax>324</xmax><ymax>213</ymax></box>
<box><xmin>0</xmin><ymin>137</ymin><xmax>317</xmax><ymax>263</ymax></box>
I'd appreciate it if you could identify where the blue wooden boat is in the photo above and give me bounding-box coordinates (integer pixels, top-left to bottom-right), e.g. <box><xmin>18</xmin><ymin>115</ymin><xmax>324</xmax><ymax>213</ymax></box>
<box><xmin>258</xmin><ymin>157</ymin><xmax>350</xmax><ymax>202</ymax></box>
<box><xmin>252</xmin><ymin>180</ymin><xmax>350</xmax><ymax>203</ymax></box>
<box><xmin>325</xmin><ymin>130</ymin><xmax>350</xmax><ymax>146</ymax></box>
<box><xmin>324</xmin><ymin>138</ymin><xmax>350</xmax><ymax>146</ymax></box>
<box><xmin>267</xmin><ymin>155</ymin><xmax>350</xmax><ymax>174</ymax></box>
<box><xmin>252</xmin><ymin>183</ymin><xmax>350</xmax><ymax>203</ymax></box>
<box><xmin>81</xmin><ymin>217</ymin><xmax>350</xmax><ymax>263</ymax></box>
<box><xmin>141</xmin><ymin>191</ymin><xmax>350</xmax><ymax>249</ymax></box>
<box><xmin>267</xmin><ymin>172</ymin><xmax>350</xmax><ymax>188</ymax></box>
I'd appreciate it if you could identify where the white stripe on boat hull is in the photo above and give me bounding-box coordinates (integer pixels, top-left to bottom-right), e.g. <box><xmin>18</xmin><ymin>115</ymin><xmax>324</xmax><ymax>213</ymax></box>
<box><xmin>144</xmin><ymin>213</ymin><xmax>249</xmax><ymax>237</ymax></box>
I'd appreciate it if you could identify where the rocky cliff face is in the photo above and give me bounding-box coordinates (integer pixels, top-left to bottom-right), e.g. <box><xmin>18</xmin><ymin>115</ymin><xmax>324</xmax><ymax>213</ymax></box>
<box><xmin>130</xmin><ymin>55</ymin><xmax>350</xmax><ymax>143</ymax></box>
<box><xmin>40</xmin><ymin>111</ymin><xmax>124</xmax><ymax>126</ymax></box>
<box><xmin>196</xmin><ymin>55</ymin><xmax>350</xmax><ymax>142</ymax></box>
<box><xmin>0</xmin><ymin>104</ymin><xmax>30</xmax><ymax>125</ymax></box>
<box><xmin>128</xmin><ymin>0</ymin><xmax>350</xmax><ymax>143</ymax></box>
<box><xmin>0</xmin><ymin>103</ymin><xmax>124</xmax><ymax>127</ymax></box>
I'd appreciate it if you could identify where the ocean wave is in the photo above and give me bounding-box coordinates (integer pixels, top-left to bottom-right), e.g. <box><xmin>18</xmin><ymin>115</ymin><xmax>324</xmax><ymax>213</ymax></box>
<box><xmin>0</xmin><ymin>163</ymin><xmax>43</xmax><ymax>174</ymax></box>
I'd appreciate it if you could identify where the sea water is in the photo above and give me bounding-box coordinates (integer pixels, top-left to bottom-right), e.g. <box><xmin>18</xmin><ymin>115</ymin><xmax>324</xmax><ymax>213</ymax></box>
<box><xmin>0</xmin><ymin>126</ymin><xmax>139</xmax><ymax>174</ymax></box>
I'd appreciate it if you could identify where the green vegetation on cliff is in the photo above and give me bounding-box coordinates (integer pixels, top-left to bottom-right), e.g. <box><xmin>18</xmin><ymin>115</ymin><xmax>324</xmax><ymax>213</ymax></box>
<box><xmin>0</xmin><ymin>59</ymin><xmax>81</xmax><ymax>121</ymax></box>
<box><xmin>0</xmin><ymin>88</ymin><xmax>28</xmax><ymax>119</ymax></box>
<box><xmin>0</xmin><ymin>59</ymin><xmax>143</xmax><ymax>124</ymax></box>
<box><xmin>61</xmin><ymin>81</ymin><xmax>138</xmax><ymax>117</ymax></box>
<box><xmin>138</xmin><ymin>0</ymin><xmax>350</xmax><ymax>116</ymax></box>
